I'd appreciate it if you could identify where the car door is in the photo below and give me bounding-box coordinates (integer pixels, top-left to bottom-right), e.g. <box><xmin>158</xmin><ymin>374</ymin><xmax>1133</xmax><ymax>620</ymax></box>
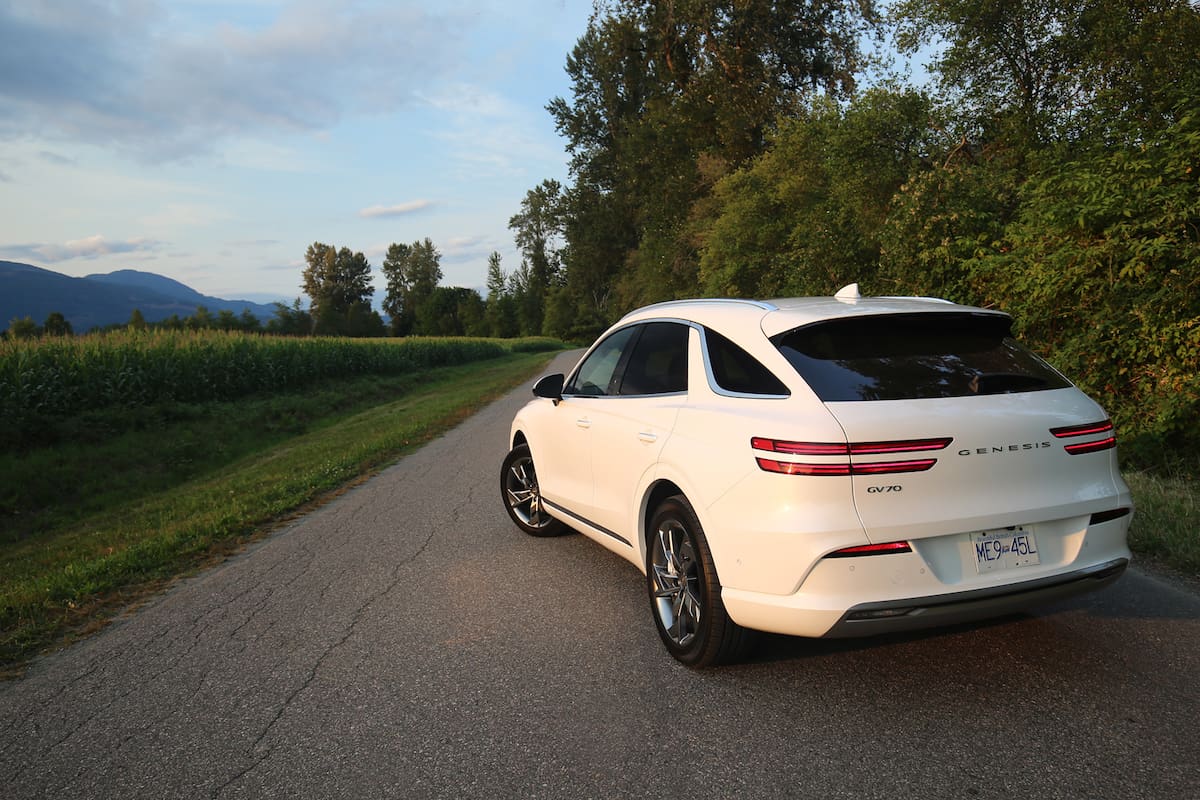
<box><xmin>536</xmin><ymin>325</ymin><xmax>640</xmax><ymax>521</ymax></box>
<box><xmin>585</xmin><ymin>322</ymin><xmax>689</xmax><ymax>543</ymax></box>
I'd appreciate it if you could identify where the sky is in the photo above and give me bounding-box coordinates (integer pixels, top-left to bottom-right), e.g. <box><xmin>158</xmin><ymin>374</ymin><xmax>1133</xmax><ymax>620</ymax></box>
<box><xmin>0</xmin><ymin>0</ymin><xmax>595</xmax><ymax>305</ymax></box>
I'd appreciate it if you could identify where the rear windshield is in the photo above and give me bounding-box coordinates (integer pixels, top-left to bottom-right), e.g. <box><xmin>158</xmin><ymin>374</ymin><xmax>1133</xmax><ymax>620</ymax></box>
<box><xmin>772</xmin><ymin>312</ymin><xmax>1071</xmax><ymax>402</ymax></box>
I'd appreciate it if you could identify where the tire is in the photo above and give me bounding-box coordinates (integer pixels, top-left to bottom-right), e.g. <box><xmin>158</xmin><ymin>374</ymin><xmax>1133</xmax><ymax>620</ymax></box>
<box><xmin>646</xmin><ymin>495</ymin><xmax>752</xmax><ymax>667</ymax></box>
<box><xmin>500</xmin><ymin>444</ymin><xmax>567</xmax><ymax>537</ymax></box>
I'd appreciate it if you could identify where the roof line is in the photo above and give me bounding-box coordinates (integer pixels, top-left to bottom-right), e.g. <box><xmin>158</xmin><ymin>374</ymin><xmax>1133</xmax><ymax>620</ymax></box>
<box><xmin>621</xmin><ymin>298</ymin><xmax>777</xmax><ymax>321</ymax></box>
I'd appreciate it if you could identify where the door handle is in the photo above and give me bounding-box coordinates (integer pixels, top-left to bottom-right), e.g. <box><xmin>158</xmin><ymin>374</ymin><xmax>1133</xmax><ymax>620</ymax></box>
<box><xmin>576</xmin><ymin>418</ymin><xmax>592</xmax><ymax>429</ymax></box>
<box><xmin>638</xmin><ymin>431</ymin><xmax>657</xmax><ymax>443</ymax></box>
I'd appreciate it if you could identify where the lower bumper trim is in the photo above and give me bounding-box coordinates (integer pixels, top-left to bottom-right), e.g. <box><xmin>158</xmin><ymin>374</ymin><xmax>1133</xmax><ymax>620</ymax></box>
<box><xmin>822</xmin><ymin>558</ymin><xmax>1129</xmax><ymax>638</ymax></box>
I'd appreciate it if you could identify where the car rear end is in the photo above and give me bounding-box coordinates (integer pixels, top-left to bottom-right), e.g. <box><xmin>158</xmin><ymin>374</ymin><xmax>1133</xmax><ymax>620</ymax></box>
<box><xmin>710</xmin><ymin>299</ymin><xmax>1131</xmax><ymax>638</ymax></box>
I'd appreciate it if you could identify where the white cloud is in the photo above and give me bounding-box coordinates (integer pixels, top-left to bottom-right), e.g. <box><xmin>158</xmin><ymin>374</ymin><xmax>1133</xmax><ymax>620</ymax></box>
<box><xmin>359</xmin><ymin>200</ymin><xmax>433</xmax><ymax>219</ymax></box>
<box><xmin>0</xmin><ymin>1</ymin><xmax>470</xmax><ymax>161</ymax></box>
<box><xmin>2</xmin><ymin>235</ymin><xmax>163</xmax><ymax>263</ymax></box>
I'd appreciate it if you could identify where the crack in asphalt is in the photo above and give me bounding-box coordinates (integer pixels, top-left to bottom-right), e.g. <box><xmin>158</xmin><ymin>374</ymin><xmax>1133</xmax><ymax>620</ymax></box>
<box><xmin>212</xmin><ymin>476</ymin><xmax>449</xmax><ymax>799</ymax></box>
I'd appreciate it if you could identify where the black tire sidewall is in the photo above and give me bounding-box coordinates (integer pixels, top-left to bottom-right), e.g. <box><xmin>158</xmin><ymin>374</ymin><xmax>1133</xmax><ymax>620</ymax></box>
<box><xmin>500</xmin><ymin>444</ymin><xmax>564</xmax><ymax>537</ymax></box>
<box><xmin>647</xmin><ymin>495</ymin><xmax>729</xmax><ymax>667</ymax></box>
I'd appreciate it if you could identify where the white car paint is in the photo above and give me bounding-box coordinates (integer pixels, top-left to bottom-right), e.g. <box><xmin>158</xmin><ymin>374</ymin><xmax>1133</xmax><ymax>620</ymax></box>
<box><xmin>504</xmin><ymin>290</ymin><xmax>1132</xmax><ymax>662</ymax></box>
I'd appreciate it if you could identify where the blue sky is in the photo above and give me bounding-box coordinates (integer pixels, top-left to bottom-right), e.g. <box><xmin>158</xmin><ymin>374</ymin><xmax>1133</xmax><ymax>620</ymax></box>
<box><xmin>0</xmin><ymin>0</ymin><xmax>594</xmax><ymax>304</ymax></box>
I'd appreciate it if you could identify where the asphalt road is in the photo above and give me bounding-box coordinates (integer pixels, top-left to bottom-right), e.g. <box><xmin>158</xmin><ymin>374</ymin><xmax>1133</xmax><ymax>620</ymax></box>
<box><xmin>2</xmin><ymin>351</ymin><xmax>1198</xmax><ymax>799</ymax></box>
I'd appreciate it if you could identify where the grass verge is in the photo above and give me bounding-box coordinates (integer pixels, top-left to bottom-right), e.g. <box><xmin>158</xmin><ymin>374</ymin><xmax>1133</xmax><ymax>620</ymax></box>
<box><xmin>1</xmin><ymin>351</ymin><xmax>555</xmax><ymax>670</ymax></box>
<box><xmin>1125</xmin><ymin>470</ymin><xmax>1200</xmax><ymax>578</ymax></box>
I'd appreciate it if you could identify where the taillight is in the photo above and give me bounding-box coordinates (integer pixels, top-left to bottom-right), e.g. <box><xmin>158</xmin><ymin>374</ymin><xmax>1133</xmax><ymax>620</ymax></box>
<box><xmin>1050</xmin><ymin>420</ymin><xmax>1116</xmax><ymax>455</ymax></box>
<box><xmin>826</xmin><ymin>541</ymin><xmax>913</xmax><ymax>558</ymax></box>
<box><xmin>751</xmin><ymin>438</ymin><xmax>848</xmax><ymax>456</ymax></box>
<box><xmin>850</xmin><ymin>438</ymin><xmax>952</xmax><ymax>454</ymax></box>
<box><xmin>753</xmin><ymin>437</ymin><xmax>950</xmax><ymax>476</ymax></box>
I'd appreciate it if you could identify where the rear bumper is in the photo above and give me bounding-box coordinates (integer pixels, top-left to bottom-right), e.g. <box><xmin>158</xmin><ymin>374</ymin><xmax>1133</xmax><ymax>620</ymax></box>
<box><xmin>722</xmin><ymin>557</ymin><xmax>1128</xmax><ymax>639</ymax></box>
<box><xmin>822</xmin><ymin>557</ymin><xmax>1127</xmax><ymax>637</ymax></box>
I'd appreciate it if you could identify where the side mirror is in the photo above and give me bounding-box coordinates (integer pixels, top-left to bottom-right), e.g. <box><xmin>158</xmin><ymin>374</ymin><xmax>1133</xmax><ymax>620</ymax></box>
<box><xmin>532</xmin><ymin>373</ymin><xmax>565</xmax><ymax>404</ymax></box>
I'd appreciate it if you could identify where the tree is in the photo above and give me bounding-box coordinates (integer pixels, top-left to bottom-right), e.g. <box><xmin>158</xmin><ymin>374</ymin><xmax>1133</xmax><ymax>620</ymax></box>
<box><xmin>42</xmin><ymin>312</ymin><xmax>73</xmax><ymax>337</ymax></box>
<box><xmin>892</xmin><ymin>0</ymin><xmax>1200</xmax><ymax>146</ymax></box>
<box><xmin>381</xmin><ymin>238</ymin><xmax>443</xmax><ymax>336</ymax></box>
<box><xmin>544</xmin><ymin>0</ymin><xmax>877</xmax><ymax>314</ymax></box>
<box><xmin>508</xmin><ymin>180</ymin><xmax>566</xmax><ymax>335</ymax></box>
<box><xmin>960</xmin><ymin>108</ymin><xmax>1200</xmax><ymax>468</ymax></box>
<box><xmin>128</xmin><ymin>309</ymin><xmax>148</xmax><ymax>331</ymax></box>
<box><xmin>416</xmin><ymin>287</ymin><xmax>487</xmax><ymax>337</ymax></box>
<box><xmin>267</xmin><ymin>299</ymin><xmax>313</xmax><ymax>336</ymax></box>
<box><xmin>187</xmin><ymin>306</ymin><xmax>216</xmax><ymax>331</ymax></box>
<box><xmin>694</xmin><ymin>88</ymin><xmax>938</xmax><ymax>298</ymax></box>
<box><xmin>217</xmin><ymin>309</ymin><xmax>239</xmax><ymax>331</ymax></box>
<box><xmin>238</xmin><ymin>308</ymin><xmax>261</xmax><ymax>332</ymax></box>
<box><xmin>302</xmin><ymin>242</ymin><xmax>374</xmax><ymax>335</ymax></box>
<box><xmin>893</xmin><ymin>0</ymin><xmax>1078</xmax><ymax>145</ymax></box>
<box><xmin>7</xmin><ymin>317</ymin><xmax>38</xmax><ymax>339</ymax></box>
<box><xmin>484</xmin><ymin>252</ymin><xmax>519</xmax><ymax>338</ymax></box>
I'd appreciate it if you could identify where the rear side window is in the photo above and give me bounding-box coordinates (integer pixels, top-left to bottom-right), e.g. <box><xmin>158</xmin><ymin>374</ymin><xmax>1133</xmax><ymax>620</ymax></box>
<box><xmin>773</xmin><ymin>313</ymin><xmax>1071</xmax><ymax>402</ymax></box>
<box><xmin>704</xmin><ymin>328</ymin><xmax>789</xmax><ymax>396</ymax></box>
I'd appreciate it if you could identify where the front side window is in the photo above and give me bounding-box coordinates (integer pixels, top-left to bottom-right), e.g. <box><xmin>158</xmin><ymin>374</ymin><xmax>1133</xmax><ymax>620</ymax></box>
<box><xmin>617</xmin><ymin>322</ymin><xmax>689</xmax><ymax>396</ymax></box>
<box><xmin>773</xmin><ymin>312</ymin><xmax>1071</xmax><ymax>402</ymax></box>
<box><xmin>566</xmin><ymin>326</ymin><xmax>639</xmax><ymax>396</ymax></box>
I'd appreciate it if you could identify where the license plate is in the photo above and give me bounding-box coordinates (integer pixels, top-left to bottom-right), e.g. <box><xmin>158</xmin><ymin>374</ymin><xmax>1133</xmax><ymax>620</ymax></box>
<box><xmin>972</xmin><ymin>527</ymin><xmax>1040</xmax><ymax>573</ymax></box>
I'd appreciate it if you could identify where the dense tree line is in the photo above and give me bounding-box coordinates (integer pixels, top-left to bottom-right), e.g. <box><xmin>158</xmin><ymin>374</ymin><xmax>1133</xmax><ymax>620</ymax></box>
<box><xmin>512</xmin><ymin>0</ymin><xmax>1198</xmax><ymax>470</ymax></box>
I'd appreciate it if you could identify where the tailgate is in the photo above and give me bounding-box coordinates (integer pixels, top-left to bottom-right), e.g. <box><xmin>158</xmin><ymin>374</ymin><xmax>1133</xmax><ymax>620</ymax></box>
<box><xmin>825</xmin><ymin>389</ymin><xmax>1123</xmax><ymax>543</ymax></box>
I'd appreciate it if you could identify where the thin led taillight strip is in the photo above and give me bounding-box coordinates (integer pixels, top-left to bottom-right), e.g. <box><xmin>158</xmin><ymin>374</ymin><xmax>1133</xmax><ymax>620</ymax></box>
<box><xmin>751</xmin><ymin>437</ymin><xmax>952</xmax><ymax>456</ymax></box>
<box><xmin>756</xmin><ymin>458</ymin><xmax>937</xmax><ymax>476</ymax></box>
<box><xmin>1050</xmin><ymin>419</ymin><xmax>1117</xmax><ymax>455</ymax></box>
<box><xmin>1050</xmin><ymin>420</ymin><xmax>1114</xmax><ymax>438</ymax></box>
<box><xmin>826</xmin><ymin>541</ymin><xmax>913</xmax><ymax>558</ymax></box>
<box><xmin>751</xmin><ymin>438</ymin><xmax>848</xmax><ymax>456</ymax></box>
<box><xmin>850</xmin><ymin>438</ymin><xmax>953</xmax><ymax>454</ymax></box>
<box><xmin>853</xmin><ymin>458</ymin><xmax>937</xmax><ymax>474</ymax></box>
<box><xmin>1064</xmin><ymin>437</ymin><xmax>1117</xmax><ymax>455</ymax></box>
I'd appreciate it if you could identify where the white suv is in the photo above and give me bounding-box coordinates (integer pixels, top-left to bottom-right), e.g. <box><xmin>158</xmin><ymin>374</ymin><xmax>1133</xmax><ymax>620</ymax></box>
<box><xmin>501</xmin><ymin>287</ymin><xmax>1132</xmax><ymax>666</ymax></box>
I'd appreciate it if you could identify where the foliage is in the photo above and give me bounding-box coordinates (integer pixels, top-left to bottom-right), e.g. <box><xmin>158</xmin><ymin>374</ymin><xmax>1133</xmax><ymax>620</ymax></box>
<box><xmin>6</xmin><ymin>317</ymin><xmax>38</xmax><ymax>340</ymax></box>
<box><xmin>508</xmin><ymin>180</ymin><xmax>567</xmax><ymax>336</ymax></box>
<box><xmin>266</xmin><ymin>299</ymin><xmax>313</xmax><ymax>336</ymax></box>
<box><xmin>416</xmin><ymin>287</ymin><xmax>487</xmax><ymax>337</ymax></box>
<box><xmin>302</xmin><ymin>242</ymin><xmax>379</xmax><ymax>336</ymax></box>
<box><xmin>547</xmin><ymin>0</ymin><xmax>878</xmax><ymax>312</ymax></box>
<box><xmin>0</xmin><ymin>330</ymin><xmax>508</xmax><ymax>446</ymax></box>
<box><xmin>382</xmin><ymin>238</ymin><xmax>443</xmax><ymax>336</ymax></box>
<box><xmin>512</xmin><ymin>0</ymin><xmax>1199</xmax><ymax>472</ymax></box>
<box><xmin>0</xmin><ymin>352</ymin><xmax>558</xmax><ymax>666</ymax></box>
<box><xmin>962</xmin><ymin>107</ymin><xmax>1200</xmax><ymax>465</ymax></box>
<box><xmin>698</xmin><ymin>89</ymin><xmax>938</xmax><ymax>297</ymax></box>
<box><xmin>42</xmin><ymin>312</ymin><xmax>73</xmax><ymax>337</ymax></box>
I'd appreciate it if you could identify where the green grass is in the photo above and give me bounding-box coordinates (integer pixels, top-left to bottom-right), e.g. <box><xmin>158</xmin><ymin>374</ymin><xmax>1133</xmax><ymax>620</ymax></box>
<box><xmin>1</xmin><ymin>330</ymin><xmax>1193</xmax><ymax>669</ymax></box>
<box><xmin>1125</xmin><ymin>470</ymin><xmax>1200</xmax><ymax>576</ymax></box>
<box><xmin>0</xmin><ymin>350</ymin><xmax>558</xmax><ymax>668</ymax></box>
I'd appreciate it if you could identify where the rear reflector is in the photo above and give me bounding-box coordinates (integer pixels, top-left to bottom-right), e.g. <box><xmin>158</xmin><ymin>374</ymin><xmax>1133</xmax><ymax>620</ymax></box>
<box><xmin>826</xmin><ymin>541</ymin><xmax>913</xmax><ymax>558</ymax></box>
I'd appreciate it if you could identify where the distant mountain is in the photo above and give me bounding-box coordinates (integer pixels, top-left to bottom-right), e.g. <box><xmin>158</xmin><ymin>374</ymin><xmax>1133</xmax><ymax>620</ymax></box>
<box><xmin>1</xmin><ymin>261</ymin><xmax>284</xmax><ymax>332</ymax></box>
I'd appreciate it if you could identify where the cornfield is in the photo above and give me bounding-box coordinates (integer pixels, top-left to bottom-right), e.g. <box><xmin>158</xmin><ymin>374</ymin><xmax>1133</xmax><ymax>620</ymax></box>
<box><xmin>0</xmin><ymin>331</ymin><xmax>508</xmax><ymax>420</ymax></box>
